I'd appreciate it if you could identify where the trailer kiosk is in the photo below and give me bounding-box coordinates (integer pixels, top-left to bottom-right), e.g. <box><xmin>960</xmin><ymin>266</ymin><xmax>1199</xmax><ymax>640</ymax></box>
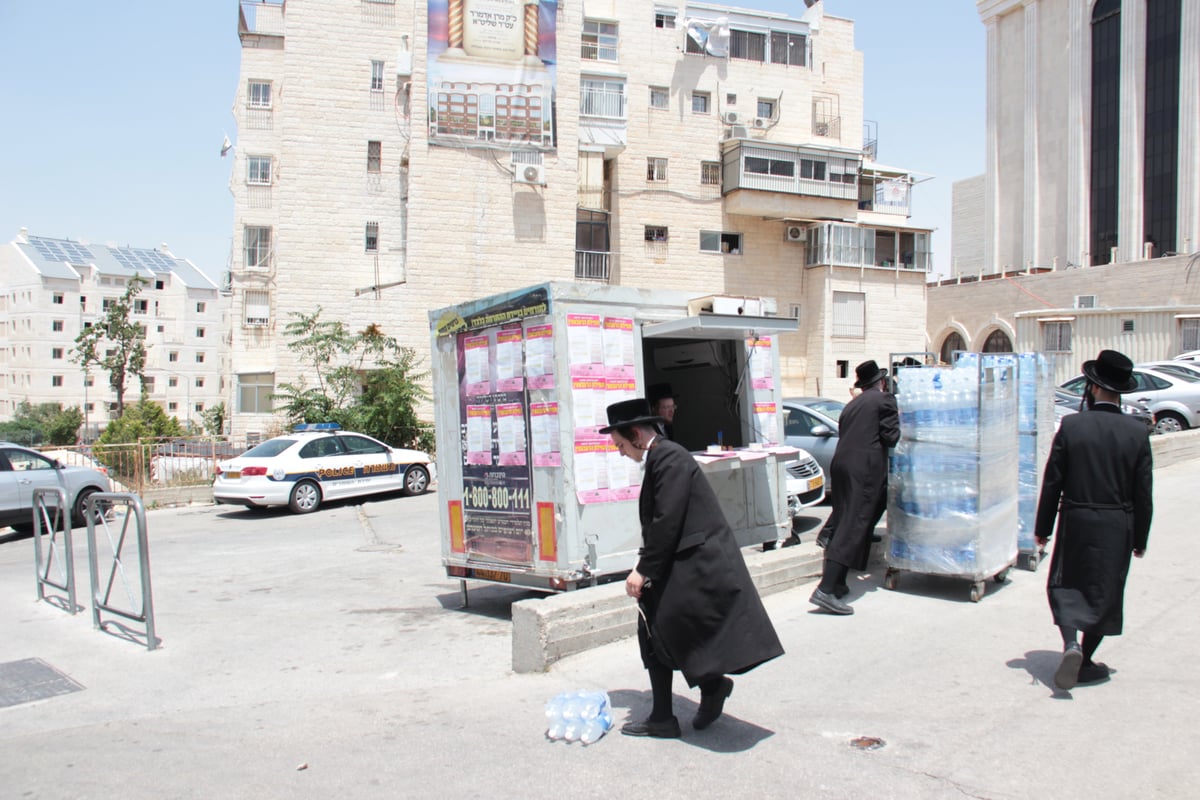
<box><xmin>429</xmin><ymin>282</ymin><xmax>800</xmax><ymax>598</ymax></box>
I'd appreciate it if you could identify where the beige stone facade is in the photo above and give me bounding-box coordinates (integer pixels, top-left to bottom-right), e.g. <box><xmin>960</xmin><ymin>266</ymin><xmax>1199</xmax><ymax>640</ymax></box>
<box><xmin>226</xmin><ymin>0</ymin><xmax>934</xmax><ymax>437</ymax></box>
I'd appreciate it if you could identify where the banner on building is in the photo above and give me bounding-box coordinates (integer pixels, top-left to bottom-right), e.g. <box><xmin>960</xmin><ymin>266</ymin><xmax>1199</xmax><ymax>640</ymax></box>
<box><xmin>427</xmin><ymin>0</ymin><xmax>558</xmax><ymax>151</ymax></box>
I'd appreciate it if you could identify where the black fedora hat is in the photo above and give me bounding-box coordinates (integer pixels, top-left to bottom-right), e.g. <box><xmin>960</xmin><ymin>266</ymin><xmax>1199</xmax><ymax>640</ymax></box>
<box><xmin>647</xmin><ymin>382</ymin><xmax>678</xmax><ymax>404</ymax></box>
<box><xmin>1082</xmin><ymin>349</ymin><xmax>1137</xmax><ymax>393</ymax></box>
<box><xmin>598</xmin><ymin>398</ymin><xmax>664</xmax><ymax>434</ymax></box>
<box><xmin>853</xmin><ymin>359</ymin><xmax>888</xmax><ymax>389</ymax></box>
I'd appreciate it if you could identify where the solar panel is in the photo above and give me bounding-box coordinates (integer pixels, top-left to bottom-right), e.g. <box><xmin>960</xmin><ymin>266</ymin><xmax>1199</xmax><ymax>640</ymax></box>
<box><xmin>105</xmin><ymin>246</ymin><xmax>177</xmax><ymax>273</ymax></box>
<box><xmin>28</xmin><ymin>236</ymin><xmax>95</xmax><ymax>265</ymax></box>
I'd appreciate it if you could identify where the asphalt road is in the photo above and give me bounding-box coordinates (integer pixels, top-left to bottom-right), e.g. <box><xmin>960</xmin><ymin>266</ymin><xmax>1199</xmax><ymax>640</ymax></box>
<box><xmin>1</xmin><ymin>461</ymin><xmax>1197</xmax><ymax>799</ymax></box>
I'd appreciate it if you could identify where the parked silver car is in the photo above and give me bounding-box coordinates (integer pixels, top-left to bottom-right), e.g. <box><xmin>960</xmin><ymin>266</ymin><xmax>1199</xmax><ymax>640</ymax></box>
<box><xmin>1053</xmin><ymin>390</ymin><xmax>1155</xmax><ymax>433</ymax></box>
<box><xmin>1137</xmin><ymin>360</ymin><xmax>1200</xmax><ymax>383</ymax></box>
<box><xmin>782</xmin><ymin>397</ymin><xmax>845</xmax><ymax>498</ymax></box>
<box><xmin>0</xmin><ymin>442</ymin><xmax>111</xmax><ymax>533</ymax></box>
<box><xmin>1059</xmin><ymin>367</ymin><xmax>1200</xmax><ymax>434</ymax></box>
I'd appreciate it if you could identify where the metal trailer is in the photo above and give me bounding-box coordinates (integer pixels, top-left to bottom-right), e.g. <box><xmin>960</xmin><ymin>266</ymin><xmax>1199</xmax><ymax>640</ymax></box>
<box><xmin>884</xmin><ymin>352</ymin><xmax>1019</xmax><ymax>602</ymax></box>
<box><xmin>428</xmin><ymin>282</ymin><xmax>799</xmax><ymax>596</ymax></box>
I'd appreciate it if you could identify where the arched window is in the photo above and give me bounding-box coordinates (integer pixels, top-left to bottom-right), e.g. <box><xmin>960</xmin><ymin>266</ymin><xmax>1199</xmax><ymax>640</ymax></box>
<box><xmin>982</xmin><ymin>329</ymin><xmax>1013</xmax><ymax>353</ymax></box>
<box><xmin>939</xmin><ymin>331</ymin><xmax>966</xmax><ymax>365</ymax></box>
<box><xmin>1089</xmin><ymin>0</ymin><xmax>1122</xmax><ymax>265</ymax></box>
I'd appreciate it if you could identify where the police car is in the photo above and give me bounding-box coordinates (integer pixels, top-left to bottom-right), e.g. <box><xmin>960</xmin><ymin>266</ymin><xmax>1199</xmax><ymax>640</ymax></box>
<box><xmin>213</xmin><ymin>424</ymin><xmax>435</xmax><ymax>514</ymax></box>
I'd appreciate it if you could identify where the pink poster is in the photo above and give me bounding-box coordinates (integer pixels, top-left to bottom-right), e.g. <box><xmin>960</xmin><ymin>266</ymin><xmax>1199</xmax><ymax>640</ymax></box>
<box><xmin>524</xmin><ymin>323</ymin><xmax>555</xmax><ymax>389</ymax></box>
<box><xmin>530</xmin><ymin>401</ymin><xmax>561</xmax><ymax>467</ymax></box>
<box><xmin>463</xmin><ymin>335</ymin><xmax>492</xmax><ymax>396</ymax></box>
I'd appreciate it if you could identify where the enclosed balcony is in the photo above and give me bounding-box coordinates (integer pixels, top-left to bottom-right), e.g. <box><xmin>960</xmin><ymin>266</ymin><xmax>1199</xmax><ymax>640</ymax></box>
<box><xmin>804</xmin><ymin>222</ymin><xmax>932</xmax><ymax>272</ymax></box>
<box><xmin>720</xmin><ymin>140</ymin><xmax>862</xmax><ymax>219</ymax></box>
<box><xmin>578</xmin><ymin>78</ymin><xmax>627</xmax><ymax>153</ymax></box>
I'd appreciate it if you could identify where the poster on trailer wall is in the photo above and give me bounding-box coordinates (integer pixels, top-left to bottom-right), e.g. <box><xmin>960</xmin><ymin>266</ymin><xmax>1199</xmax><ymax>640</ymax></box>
<box><xmin>427</xmin><ymin>0</ymin><xmax>558</xmax><ymax>151</ymax></box>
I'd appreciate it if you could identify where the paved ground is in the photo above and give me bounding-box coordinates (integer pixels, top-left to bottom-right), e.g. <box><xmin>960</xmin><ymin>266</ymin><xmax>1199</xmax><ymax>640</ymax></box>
<box><xmin>1</xmin><ymin>460</ymin><xmax>1197</xmax><ymax>799</ymax></box>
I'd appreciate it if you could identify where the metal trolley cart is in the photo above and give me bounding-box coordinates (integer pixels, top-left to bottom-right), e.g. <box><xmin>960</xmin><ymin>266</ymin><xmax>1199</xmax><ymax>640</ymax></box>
<box><xmin>884</xmin><ymin>353</ymin><xmax>1019</xmax><ymax>602</ymax></box>
<box><xmin>1016</xmin><ymin>352</ymin><xmax>1056</xmax><ymax>570</ymax></box>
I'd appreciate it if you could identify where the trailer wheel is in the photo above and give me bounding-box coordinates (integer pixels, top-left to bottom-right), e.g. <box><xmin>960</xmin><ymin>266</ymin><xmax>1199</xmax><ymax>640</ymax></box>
<box><xmin>883</xmin><ymin>570</ymin><xmax>898</xmax><ymax>591</ymax></box>
<box><xmin>969</xmin><ymin>581</ymin><xmax>984</xmax><ymax>603</ymax></box>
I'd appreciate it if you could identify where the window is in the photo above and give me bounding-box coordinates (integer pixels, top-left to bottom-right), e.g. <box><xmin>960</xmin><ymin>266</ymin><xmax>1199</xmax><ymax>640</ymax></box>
<box><xmin>51</xmin><ymin>348</ymin><xmax>63</xmax><ymax>359</ymax></box>
<box><xmin>580</xmin><ymin>78</ymin><xmax>626</xmax><ymax>118</ymax></box>
<box><xmin>371</xmin><ymin>60</ymin><xmax>385</xmax><ymax>91</ymax></box>
<box><xmin>1042</xmin><ymin>321</ymin><xmax>1072</xmax><ymax>352</ymax></box>
<box><xmin>685</xmin><ymin>32</ymin><xmax>705</xmax><ymax>55</ymax></box>
<box><xmin>655</xmin><ymin>10</ymin><xmax>676</xmax><ymax>29</ymax></box>
<box><xmin>247</xmin><ymin>156</ymin><xmax>272</xmax><ymax>185</ymax></box>
<box><xmin>196</xmin><ymin>326</ymin><xmax>206</xmax><ymax>338</ymax></box>
<box><xmin>727</xmin><ymin>93</ymin><xmax>737</xmax><ymax>105</ymax></box>
<box><xmin>939</xmin><ymin>332</ymin><xmax>966</xmax><ymax>366</ymax></box>
<box><xmin>582</xmin><ymin>19</ymin><xmax>618</xmax><ymax>61</ymax></box>
<box><xmin>102</xmin><ymin>298</ymin><xmax>116</xmax><ymax>311</ymax></box>
<box><xmin>196</xmin><ymin>302</ymin><xmax>206</xmax><ymax>313</ymax></box>
<box><xmin>157</xmin><ymin>325</ymin><xmax>164</xmax><ymax>333</ymax></box>
<box><xmin>700</xmin><ymin>231</ymin><xmax>742</xmax><ymax>254</ymax></box>
<box><xmin>168</xmin><ymin>351</ymin><xmax>178</xmax><ymax>363</ymax></box>
<box><xmin>367</xmin><ymin>141</ymin><xmax>381</xmax><ymax>173</ymax></box>
<box><xmin>730</xmin><ymin>29</ymin><xmax>766</xmax><ymax>62</ymax></box>
<box><xmin>195</xmin><ymin>377</ymin><xmax>205</xmax><ymax>388</ymax></box>
<box><xmin>52</xmin><ymin>293</ymin><xmax>64</xmax><ymax>305</ymax></box>
<box><xmin>1181</xmin><ymin>318</ymin><xmax>1200</xmax><ymax>351</ymax></box>
<box><xmin>691</xmin><ymin>92</ymin><xmax>710</xmax><ymax>114</ymax></box>
<box><xmin>52</xmin><ymin>320</ymin><xmax>64</xmax><ymax>332</ymax></box>
<box><xmin>800</xmin><ymin>158</ymin><xmax>826</xmax><ymax>181</ymax></box>
<box><xmin>341</xmin><ymin>435</ymin><xmax>388</xmax><ymax>455</ymax></box>
<box><xmin>644</xmin><ymin>226</ymin><xmax>669</xmax><ymax>242</ymax></box>
<box><xmin>757</xmin><ymin>99</ymin><xmax>776</xmax><ymax>121</ymax></box>
<box><xmin>196</xmin><ymin>352</ymin><xmax>206</xmax><ymax>364</ymax></box>
<box><xmin>52</xmin><ymin>375</ymin><xmax>63</xmax><ymax>387</ymax></box>
<box><xmin>154</xmin><ymin>280</ymin><xmax>164</xmax><ymax>290</ymax></box>
<box><xmin>133</xmin><ymin>299</ymin><xmax>148</xmax><ymax>314</ymax></box>
<box><xmin>701</xmin><ymin>161</ymin><xmax>721</xmax><ymax>185</ymax></box>
<box><xmin>770</xmin><ymin>31</ymin><xmax>806</xmax><ymax>66</ymax></box>
<box><xmin>365</xmin><ymin>222</ymin><xmax>380</xmax><ymax>252</ymax></box>
<box><xmin>649</xmin><ymin>86</ymin><xmax>669</xmax><ymax>110</ymax></box>
<box><xmin>194</xmin><ymin>403</ymin><xmax>204</xmax><ymax>413</ymax></box>
<box><xmin>248</xmin><ymin>80</ymin><xmax>272</xmax><ymax>109</ymax></box>
<box><xmin>245</xmin><ymin>289</ymin><xmax>271</xmax><ymax>327</ymax></box>
<box><xmin>168</xmin><ymin>402</ymin><xmax>178</xmax><ymax>412</ymax></box>
<box><xmin>86</xmin><ymin>403</ymin><xmax>94</xmax><ymax>412</ymax></box>
<box><xmin>244</xmin><ymin>226</ymin><xmax>272</xmax><ymax>268</ymax></box>
<box><xmin>647</xmin><ymin>157</ymin><xmax>668</xmax><ymax>182</ymax></box>
<box><xmin>80</xmin><ymin>296</ymin><xmax>87</xmax><ymax>311</ymax></box>
<box><xmin>236</xmin><ymin>374</ymin><xmax>272</xmax><ymax>417</ymax></box>
<box><xmin>168</xmin><ymin>377</ymin><xmax>178</xmax><ymax>388</ymax></box>
<box><xmin>745</xmin><ymin>155</ymin><xmax>795</xmax><ymax>177</ymax></box>
<box><xmin>143</xmin><ymin>377</ymin><xmax>155</xmax><ymax>393</ymax></box>
<box><xmin>832</xmin><ymin>291</ymin><xmax>866</xmax><ymax>338</ymax></box>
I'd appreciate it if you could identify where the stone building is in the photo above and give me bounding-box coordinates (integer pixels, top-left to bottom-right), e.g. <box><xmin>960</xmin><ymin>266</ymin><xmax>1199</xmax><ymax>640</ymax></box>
<box><xmin>225</xmin><ymin>0</ymin><xmax>934</xmax><ymax>437</ymax></box>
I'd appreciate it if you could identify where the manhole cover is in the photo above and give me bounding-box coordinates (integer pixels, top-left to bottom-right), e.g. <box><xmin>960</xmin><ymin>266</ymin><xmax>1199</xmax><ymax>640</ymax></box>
<box><xmin>0</xmin><ymin>658</ymin><xmax>85</xmax><ymax>708</ymax></box>
<box><xmin>850</xmin><ymin>736</ymin><xmax>886</xmax><ymax>750</ymax></box>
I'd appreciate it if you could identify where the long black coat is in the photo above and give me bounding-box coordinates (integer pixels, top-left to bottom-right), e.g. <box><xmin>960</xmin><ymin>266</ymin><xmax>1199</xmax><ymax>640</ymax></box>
<box><xmin>635</xmin><ymin>438</ymin><xmax>784</xmax><ymax>687</ymax></box>
<box><xmin>825</xmin><ymin>387</ymin><xmax>900</xmax><ymax>570</ymax></box>
<box><xmin>1035</xmin><ymin>404</ymin><xmax>1153</xmax><ymax>635</ymax></box>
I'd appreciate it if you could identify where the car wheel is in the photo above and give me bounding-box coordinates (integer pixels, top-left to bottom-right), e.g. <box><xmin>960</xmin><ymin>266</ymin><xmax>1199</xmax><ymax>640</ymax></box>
<box><xmin>402</xmin><ymin>465</ymin><xmax>430</xmax><ymax>496</ymax></box>
<box><xmin>1154</xmin><ymin>411</ymin><xmax>1187</xmax><ymax>435</ymax></box>
<box><xmin>73</xmin><ymin>488</ymin><xmax>105</xmax><ymax>528</ymax></box>
<box><xmin>288</xmin><ymin>480</ymin><xmax>322</xmax><ymax>514</ymax></box>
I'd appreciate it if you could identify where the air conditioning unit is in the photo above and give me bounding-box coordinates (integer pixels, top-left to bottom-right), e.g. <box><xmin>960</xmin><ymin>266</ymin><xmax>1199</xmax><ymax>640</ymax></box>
<box><xmin>651</xmin><ymin>341</ymin><xmax>721</xmax><ymax>372</ymax></box>
<box><xmin>753</xmin><ymin>117</ymin><xmax>768</xmax><ymax>128</ymax></box>
<box><xmin>1074</xmin><ymin>294</ymin><xmax>1097</xmax><ymax>309</ymax></box>
<box><xmin>723</xmin><ymin>124</ymin><xmax>749</xmax><ymax>140</ymax></box>
<box><xmin>514</xmin><ymin>164</ymin><xmax>545</xmax><ymax>185</ymax></box>
<box><xmin>722</xmin><ymin>111</ymin><xmax>741</xmax><ymax>125</ymax></box>
<box><xmin>785</xmin><ymin>225</ymin><xmax>807</xmax><ymax>243</ymax></box>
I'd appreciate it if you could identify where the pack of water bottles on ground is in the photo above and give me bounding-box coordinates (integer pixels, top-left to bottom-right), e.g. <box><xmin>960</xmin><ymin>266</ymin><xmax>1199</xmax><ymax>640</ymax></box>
<box><xmin>544</xmin><ymin>690</ymin><xmax>613</xmax><ymax>744</ymax></box>
<box><xmin>887</xmin><ymin>353</ymin><xmax>1019</xmax><ymax>578</ymax></box>
<box><xmin>1016</xmin><ymin>352</ymin><xmax>1056</xmax><ymax>561</ymax></box>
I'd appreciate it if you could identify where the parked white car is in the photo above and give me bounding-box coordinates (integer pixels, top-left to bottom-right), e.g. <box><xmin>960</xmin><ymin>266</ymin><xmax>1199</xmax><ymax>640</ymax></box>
<box><xmin>784</xmin><ymin>449</ymin><xmax>826</xmax><ymax>517</ymax></box>
<box><xmin>214</xmin><ymin>424</ymin><xmax>435</xmax><ymax>514</ymax></box>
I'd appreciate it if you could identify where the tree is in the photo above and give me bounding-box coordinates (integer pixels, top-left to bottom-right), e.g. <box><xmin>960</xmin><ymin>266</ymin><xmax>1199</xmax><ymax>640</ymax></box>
<box><xmin>98</xmin><ymin>399</ymin><xmax>184</xmax><ymax>445</ymax></box>
<box><xmin>275</xmin><ymin>308</ymin><xmax>432</xmax><ymax>451</ymax></box>
<box><xmin>0</xmin><ymin>401</ymin><xmax>84</xmax><ymax>446</ymax></box>
<box><xmin>200</xmin><ymin>402</ymin><xmax>227</xmax><ymax>437</ymax></box>
<box><xmin>73</xmin><ymin>275</ymin><xmax>148</xmax><ymax>418</ymax></box>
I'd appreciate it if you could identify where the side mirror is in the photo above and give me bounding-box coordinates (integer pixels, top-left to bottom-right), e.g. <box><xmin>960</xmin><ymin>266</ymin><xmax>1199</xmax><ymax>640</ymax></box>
<box><xmin>810</xmin><ymin>424</ymin><xmax>834</xmax><ymax>438</ymax></box>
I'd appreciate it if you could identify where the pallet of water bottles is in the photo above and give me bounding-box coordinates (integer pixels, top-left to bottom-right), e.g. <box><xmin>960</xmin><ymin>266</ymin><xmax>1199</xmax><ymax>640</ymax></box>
<box><xmin>884</xmin><ymin>353</ymin><xmax>1019</xmax><ymax>603</ymax></box>
<box><xmin>1015</xmin><ymin>352</ymin><xmax>1056</xmax><ymax>571</ymax></box>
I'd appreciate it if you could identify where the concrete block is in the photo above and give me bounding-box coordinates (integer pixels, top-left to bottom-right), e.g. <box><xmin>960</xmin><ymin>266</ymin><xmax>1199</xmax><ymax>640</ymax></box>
<box><xmin>1151</xmin><ymin>429</ymin><xmax>1200</xmax><ymax>470</ymax></box>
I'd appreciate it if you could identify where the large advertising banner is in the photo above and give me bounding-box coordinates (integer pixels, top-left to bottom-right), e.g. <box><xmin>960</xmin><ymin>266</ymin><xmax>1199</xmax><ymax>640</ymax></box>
<box><xmin>427</xmin><ymin>0</ymin><xmax>558</xmax><ymax>150</ymax></box>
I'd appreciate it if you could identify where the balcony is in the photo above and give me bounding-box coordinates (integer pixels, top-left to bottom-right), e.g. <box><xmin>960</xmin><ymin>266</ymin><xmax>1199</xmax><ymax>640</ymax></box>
<box><xmin>579</xmin><ymin>81</ymin><xmax>627</xmax><ymax>153</ymax></box>
<box><xmin>239</xmin><ymin>0</ymin><xmax>285</xmax><ymax>40</ymax></box>
<box><xmin>575</xmin><ymin>251</ymin><xmax>612</xmax><ymax>282</ymax></box>
<box><xmin>720</xmin><ymin>140</ymin><xmax>861</xmax><ymax>219</ymax></box>
<box><xmin>805</xmin><ymin>222</ymin><xmax>932</xmax><ymax>273</ymax></box>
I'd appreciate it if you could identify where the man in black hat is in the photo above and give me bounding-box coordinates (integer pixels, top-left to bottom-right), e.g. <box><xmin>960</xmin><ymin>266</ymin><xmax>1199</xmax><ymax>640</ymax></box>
<box><xmin>809</xmin><ymin>359</ymin><xmax>899</xmax><ymax>615</ymax></box>
<box><xmin>600</xmin><ymin>398</ymin><xmax>783</xmax><ymax>737</ymax></box>
<box><xmin>1036</xmin><ymin>349</ymin><xmax>1153</xmax><ymax>690</ymax></box>
<box><xmin>647</xmin><ymin>382</ymin><xmax>679</xmax><ymax>440</ymax></box>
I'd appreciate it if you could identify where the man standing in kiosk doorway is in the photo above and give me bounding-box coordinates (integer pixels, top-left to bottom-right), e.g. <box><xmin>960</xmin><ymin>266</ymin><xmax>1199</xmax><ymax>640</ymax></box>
<box><xmin>647</xmin><ymin>383</ymin><xmax>679</xmax><ymax>441</ymax></box>
<box><xmin>602</xmin><ymin>398</ymin><xmax>784</xmax><ymax>738</ymax></box>
<box><xmin>810</xmin><ymin>360</ymin><xmax>899</xmax><ymax>615</ymax></box>
<box><xmin>1036</xmin><ymin>349</ymin><xmax>1153</xmax><ymax>690</ymax></box>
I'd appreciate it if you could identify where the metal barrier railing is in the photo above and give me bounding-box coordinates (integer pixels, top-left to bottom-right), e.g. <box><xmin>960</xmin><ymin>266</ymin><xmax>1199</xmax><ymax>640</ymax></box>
<box><xmin>32</xmin><ymin>487</ymin><xmax>79</xmax><ymax>614</ymax></box>
<box><xmin>85</xmin><ymin>493</ymin><xmax>159</xmax><ymax>651</ymax></box>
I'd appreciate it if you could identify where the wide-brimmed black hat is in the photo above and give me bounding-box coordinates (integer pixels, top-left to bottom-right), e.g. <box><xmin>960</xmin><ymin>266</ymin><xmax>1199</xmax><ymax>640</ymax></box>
<box><xmin>853</xmin><ymin>359</ymin><xmax>888</xmax><ymax>389</ymax></box>
<box><xmin>1082</xmin><ymin>349</ymin><xmax>1137</xmax><ymax>393</ymax></box>
<box><xmin>598</xmin><ymin>398</ymin><xmax>664</xmax><ymax>434</ymax></box>
<box><xmin>647</xmin><ymin>382</ymin><xmax>678</xmax><ymax>404</ymax></box>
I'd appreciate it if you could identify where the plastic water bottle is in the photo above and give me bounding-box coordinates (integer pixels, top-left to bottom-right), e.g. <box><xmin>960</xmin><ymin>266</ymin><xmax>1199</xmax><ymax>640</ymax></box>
<box><xmin>545</xmin><ymin>693</ymin><xmax>567</xmax><ymax>740</ymax></box>
<box><xmin>545</xmin><ymin>690</ymin><xmax>612</xmax><ymax>744</ymax></box>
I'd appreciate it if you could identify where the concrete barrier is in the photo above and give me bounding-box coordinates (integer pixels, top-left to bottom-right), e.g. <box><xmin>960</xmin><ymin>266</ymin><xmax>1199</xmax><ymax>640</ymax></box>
<box><xmin>1150</xmin><ymin>428</ymin><xmax>1200</xmax><ymax>469</ymax></box>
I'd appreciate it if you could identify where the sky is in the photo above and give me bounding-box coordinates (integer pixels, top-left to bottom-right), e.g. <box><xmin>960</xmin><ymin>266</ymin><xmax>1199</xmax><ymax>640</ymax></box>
<box><xmin>0</xmin><ymin>1</ymin><xmax>984</xmax><ymax>282</ymax></box>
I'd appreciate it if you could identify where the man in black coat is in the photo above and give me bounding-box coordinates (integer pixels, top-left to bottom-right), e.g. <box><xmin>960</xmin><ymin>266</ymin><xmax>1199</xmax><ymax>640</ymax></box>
<box><xmin>601</xmin><ymin>398</ymin><xmax>784</xmax><ymax>738</ymax></box>
<box><xmin>1036</xmin><ymin>349</ymin><xmax>1153</xmax><ymax>690</ymax></box>
<box><xmin>810</xmin><ymin>360</ymin><xmax>900</xmax><ymax>615</ymax></box>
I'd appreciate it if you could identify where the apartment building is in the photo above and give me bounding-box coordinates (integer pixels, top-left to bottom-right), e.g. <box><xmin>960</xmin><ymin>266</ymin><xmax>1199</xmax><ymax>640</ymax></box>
<box><xmin>226</xmin><ymin>0</ymin><xmax>933</xmax><ymax>437</ymax></box>
<box><xmin>0</xmin><ymin>230</ymin><xmax>227</xmax><ymax>438</ymax></box>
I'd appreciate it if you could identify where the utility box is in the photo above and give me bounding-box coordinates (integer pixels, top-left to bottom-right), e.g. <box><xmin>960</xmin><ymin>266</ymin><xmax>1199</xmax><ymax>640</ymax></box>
<box><xmin>428</xmin><ymin>282</ymin><xmax>799</xmax><ymax>592</ymax></box>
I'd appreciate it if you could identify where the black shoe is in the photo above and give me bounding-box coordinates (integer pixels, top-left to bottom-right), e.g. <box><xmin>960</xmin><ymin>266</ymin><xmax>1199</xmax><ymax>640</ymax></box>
<box><xmin>620</xmin><ymin>716</ymin><xmax>682</xmax><ymax>738</ymax></box>
<box><xmin>692</xmin><ymin>678</ymin><xmax>733</xmax><ymax>730</ymax></box>
<box><xmin>833</xmin><ymin>583</ymin><xmax>850</xmax><ymax>599</ymax></box>
<box><xmin>810</xmin><ymin>588</ymin><xmax>853</xmax><ymax>615</ymax></box>
<box><xmin>1077</xmin><ymin>661</ymin><xmax>1110</xmax><ymax>684</ymax></box>
<box><xmin>815</xmin><ymin>532</ymin><xmax>831</xmax><ymax>549</ymax></box>
<box><xmin>780</xmin><ymin>534</ymin><xmax>802</xmax><ymax>548</ymax></box>
<box><xmin>1054</xmin><ymin>642</ymin><xmax>1083</xmax><ymax>690</ymax></box>
<box><xmin>870</xmin><ymin>534</ymin><xmax>883</xmax><ymax>543</ymax></box>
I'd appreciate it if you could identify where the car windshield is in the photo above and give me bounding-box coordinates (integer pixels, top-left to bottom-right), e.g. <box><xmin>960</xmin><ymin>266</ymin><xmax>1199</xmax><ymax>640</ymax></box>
<box><xmin>1148</xmin><ymin>365</ymin><xmax>1200</xmax><ymax>382</ymax></box>
<box><xmin>241</xmin><ymin>439</ymin><xmax>295</xmax><ymax>458</ymax></box>
<box><xmin>806</xmin><ymin>400</ymin><xmax>845</xmax><ymax>420</ymax></box>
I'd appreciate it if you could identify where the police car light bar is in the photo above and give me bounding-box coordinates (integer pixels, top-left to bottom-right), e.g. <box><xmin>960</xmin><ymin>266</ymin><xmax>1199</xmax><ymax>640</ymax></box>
<box><xmin>293</xmin><ymin>422</ymin><xmax>342</xmax><ymax>432</ymax></box>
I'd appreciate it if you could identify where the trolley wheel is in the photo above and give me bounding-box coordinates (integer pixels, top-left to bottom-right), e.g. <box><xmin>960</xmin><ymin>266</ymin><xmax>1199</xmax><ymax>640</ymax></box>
<box><xmin>994</xmin><ymin>568</ymin><xmax>1010</xmax><ymax>584</ymax></box>
<box><xmin>1025</xmin><ymin>553</ymin><xmax>1040</xmax><ymax>571</ymax></box>
<box><xmin>883</xmin><ymin>569</ymin><xmax>898</xmax><ymax>591</ymax></box>
<box><xmin>969</xmin><ymin>581</ymin><xmax>985</xmax><ymax>603</ymax></box>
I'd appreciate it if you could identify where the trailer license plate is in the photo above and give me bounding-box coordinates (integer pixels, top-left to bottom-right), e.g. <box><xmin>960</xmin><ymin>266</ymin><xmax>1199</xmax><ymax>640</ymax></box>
<box><xmin>473</xmin><ymin>568</ymin><xmax>511</xmax><ymax>583</ymax></box>
<box><xmin>808</xmin><ymin>476</ymin><xmax>824</xmax><ymax>491</ymax></box>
